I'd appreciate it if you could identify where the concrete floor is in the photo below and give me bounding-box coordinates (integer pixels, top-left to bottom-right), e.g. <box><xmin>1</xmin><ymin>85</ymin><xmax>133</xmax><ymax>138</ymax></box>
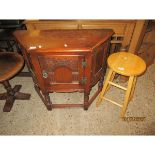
<box><xmin>0</xmin><ymin>62</ymin><xmax>155</xmax><ymax>135</ymax></box>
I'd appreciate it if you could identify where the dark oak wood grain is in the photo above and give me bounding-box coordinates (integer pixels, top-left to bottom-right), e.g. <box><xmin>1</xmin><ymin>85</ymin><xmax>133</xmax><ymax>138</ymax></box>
<box><xmin>14</xmin><ymin>29</ymin><xmax>113</xmax><ymax>110</ymax></box>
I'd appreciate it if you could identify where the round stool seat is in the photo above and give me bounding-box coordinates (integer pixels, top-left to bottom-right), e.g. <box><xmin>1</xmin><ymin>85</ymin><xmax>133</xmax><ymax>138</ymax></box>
<box><xmin>0</xmin><ymin>52</ymin><xmax>24</xmax><ymax>82</ymax></box>
<box><xmin>108</xmin><ymin>52</ymin><xmax>146</xmax><ymax>76</ymax></box>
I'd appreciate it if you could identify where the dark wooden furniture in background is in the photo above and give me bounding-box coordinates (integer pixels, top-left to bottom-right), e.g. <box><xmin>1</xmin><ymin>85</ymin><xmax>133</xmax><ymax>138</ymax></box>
<box><xmin>0</xmin><ymin>20</ymin><xmax>26</xmax><ymax>52</ymax></box>
<box><xmin>14</xmin><ymin>29</ymin><xmax>113</xmax><ymax>110</ymax></box>
<box><xmin>0</xmin><ymin>20</ymin><xmax>31</xmax><ymax>77</ymax></box>
<box><xmin>0</xmin><ymin>52</ymin><xmax>31</xmax><ymax>112</ymax></box>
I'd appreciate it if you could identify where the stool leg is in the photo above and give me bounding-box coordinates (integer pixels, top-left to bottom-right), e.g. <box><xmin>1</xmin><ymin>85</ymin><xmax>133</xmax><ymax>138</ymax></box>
<box><xmin>121</xmin><ymin>76</ymin><xmax>135</xmax><ymax>117</ymax></box>
<box><xmin>105</xmin><ymin>71</ymin><xmax>116</xmax><ymax>93</ymax></box>
<box><xmin>96</xmin><ymin>69</ymin><xmax>114</xmax><ymax>107</ymax></box>
<box><xmin>129</xmin><ymin>77</ymin><xmax>137</xmax><ymax>101</ymax></box>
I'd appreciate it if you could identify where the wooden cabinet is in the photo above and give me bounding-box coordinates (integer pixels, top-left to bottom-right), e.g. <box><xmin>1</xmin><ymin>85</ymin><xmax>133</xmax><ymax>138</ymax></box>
<box><xmin>24</xmin><ymin>20</ymin><xmax>148</xmax><ymax>53</ymax></box>
<box><xmin>14</xmin><ymin>29</ymin><xmax>113</xmax><ymax>110</ymax></box>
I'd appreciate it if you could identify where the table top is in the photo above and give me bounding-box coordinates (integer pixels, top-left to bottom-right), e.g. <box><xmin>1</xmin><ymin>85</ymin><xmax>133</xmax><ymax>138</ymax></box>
<box><xmin>0</xmin><ymin>52</ymin><xmax>24</xmax><ymax>82</ymax></box>
<box><xmin>14</xmin><ymin>29</ymin><xmax>113</xmax><ymax>52</ymax></box>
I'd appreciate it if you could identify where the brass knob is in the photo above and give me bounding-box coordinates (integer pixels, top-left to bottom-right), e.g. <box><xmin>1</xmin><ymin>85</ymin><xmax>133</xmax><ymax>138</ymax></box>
<box><xmin>42</xmin><ymin>70</ymin><xmax>48</xmax><ymax>78</ymax></box>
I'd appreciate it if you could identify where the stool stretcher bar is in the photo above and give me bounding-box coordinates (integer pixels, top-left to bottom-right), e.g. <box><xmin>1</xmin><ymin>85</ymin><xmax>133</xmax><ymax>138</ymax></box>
<box><xmin>103</xmin><ymin>97</ymin><xmax>123</xmax><ymax>107</ymax></box>
<box><xmin>108</xmin><ymin>81</ymin><xmax>127</xmax><ymax>91</ymax></box>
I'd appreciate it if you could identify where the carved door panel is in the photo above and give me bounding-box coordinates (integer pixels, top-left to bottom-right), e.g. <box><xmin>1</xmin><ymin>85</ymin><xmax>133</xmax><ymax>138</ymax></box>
<box><xmin>37</xmin><ymin>54</ymin><xmax>85</xmax><ymax>92</ymax></box>
<box><xmin>91</xmin><ymin>41</ymin><xmax>109</xmax><ymax>85</ymax></box>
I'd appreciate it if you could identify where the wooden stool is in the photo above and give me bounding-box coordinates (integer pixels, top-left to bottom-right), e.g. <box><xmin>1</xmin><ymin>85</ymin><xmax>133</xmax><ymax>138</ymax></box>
<box><xmin>0</xmin><ymin>52</ymin><xmax>31</xmax><ymax>112</ymax></box>
<box><xmin>96</xmin><ymin>52</ymin><xmax>146</xmax><ymax>117</ymax></box>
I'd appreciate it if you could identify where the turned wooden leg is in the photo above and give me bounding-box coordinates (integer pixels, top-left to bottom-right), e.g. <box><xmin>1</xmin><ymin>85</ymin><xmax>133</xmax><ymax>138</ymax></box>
<box><xmin>44</xmin><ymin>93</ymin><xmax>52</xmax><ymax>110</ymax></box>
<box><xmin>84</xmin><ymin>91</ymin><xmax>90</xmax><ymax>110</ymax></box>
<box><xmin>0</xmin><ymin>80</ymin><xmax>31</xmax><ymax>112</ymax></box>
<box><xmin>96</xmin><ymin>69</ymin><xmax>114</xmax><ymax>107</ymax></box>
<box><xmin>34</xmin><ymin>84</ymin><xmax>52</xmax><ymax>110</ymax></box>
<box><xmin>121</xmin><ymin>76</ymin><xmax>135</xmax><ymax>117</ymax></box>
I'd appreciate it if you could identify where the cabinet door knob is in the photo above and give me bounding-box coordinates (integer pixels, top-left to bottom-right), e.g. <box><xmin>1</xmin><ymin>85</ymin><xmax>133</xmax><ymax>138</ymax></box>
<box><xmin>42</xmin><ymin>70</ymin><xmax>48</xmax><ymax>78</ymax></box>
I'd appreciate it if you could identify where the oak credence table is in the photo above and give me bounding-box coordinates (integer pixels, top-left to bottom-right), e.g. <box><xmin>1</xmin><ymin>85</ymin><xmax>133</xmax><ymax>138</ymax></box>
<box><xmin>14</xmin><ymin>29</ymin><xmax>113</xmax><ymax>110</ymax></box>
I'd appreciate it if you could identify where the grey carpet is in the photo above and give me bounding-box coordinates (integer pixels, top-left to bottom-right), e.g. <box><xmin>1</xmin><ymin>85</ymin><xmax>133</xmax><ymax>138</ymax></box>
<box><xmin>0</xmin><ymin>63</ymin><xmax>155</xmax><ymax>135</ymax></box>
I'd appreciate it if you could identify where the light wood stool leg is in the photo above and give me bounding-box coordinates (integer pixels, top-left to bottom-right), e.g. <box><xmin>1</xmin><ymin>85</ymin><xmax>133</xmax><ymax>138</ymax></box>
<box><xmin>121</xmin><ymin>76</ymin><xmax>135</xmax><ymax>117</ymax></box>
<box><xmin>105</xmin><ymin>71</ymin><xmax>116</xmax><ymax>93</ymax></box>
<box><xmin>96</xmin><ymin>69</ymin><xmax>114</xmax><ymax>107</ymax></box>
<box><xmin>129</xmin><ymin>77</ymin><xmax>137</xmax><ymax>101</ymax></box>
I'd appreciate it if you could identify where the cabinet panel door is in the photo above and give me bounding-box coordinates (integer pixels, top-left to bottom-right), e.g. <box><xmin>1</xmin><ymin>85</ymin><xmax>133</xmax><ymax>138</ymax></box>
<box><xmin>91</xmin><ymin>41</ymin><xmax>110</xmax><ymax>86</ymax></box>
<box><xmin>35</xmin><ymin>54</ymin><xmax>85</xmax><ymax>92</ymax></box>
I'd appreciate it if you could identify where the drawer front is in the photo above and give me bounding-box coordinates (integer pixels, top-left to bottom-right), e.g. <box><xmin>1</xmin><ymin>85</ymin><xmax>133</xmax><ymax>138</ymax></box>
<box><xmin>31</xmin><ymin>53</ymin><xmax>86</xmax><ymax>92</ymax></box>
